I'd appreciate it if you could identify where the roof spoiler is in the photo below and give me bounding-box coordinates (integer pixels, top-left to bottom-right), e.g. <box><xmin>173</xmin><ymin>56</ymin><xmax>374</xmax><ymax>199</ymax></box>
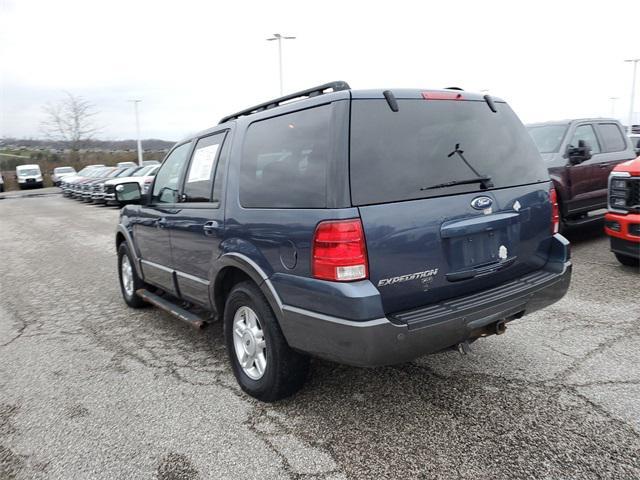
<box><xmin>218</xmin><ymin>81</ymin><xmax>351</xmax><ymax>124</ymax></box>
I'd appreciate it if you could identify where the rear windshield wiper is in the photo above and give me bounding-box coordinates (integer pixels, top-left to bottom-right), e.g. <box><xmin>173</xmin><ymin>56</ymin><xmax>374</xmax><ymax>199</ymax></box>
<box><xmin>420</xmin><ymin>176</ymin><xmax>493</xmax><ymax>191</ymax></box>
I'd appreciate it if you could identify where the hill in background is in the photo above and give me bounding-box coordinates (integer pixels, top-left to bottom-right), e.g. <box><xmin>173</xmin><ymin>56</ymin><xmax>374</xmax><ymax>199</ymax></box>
<box><xmin>0</xmin><ymin>137</ymin><xmax>175</xmax><ymax>152</ymax></box>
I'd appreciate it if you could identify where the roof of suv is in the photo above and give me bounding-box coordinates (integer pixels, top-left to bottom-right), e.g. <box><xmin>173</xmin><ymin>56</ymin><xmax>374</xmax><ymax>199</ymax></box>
<box><xmin>349</xmin><ymin>89</ymin><xmax>504</xmax><ymax>102</ymax></box>
<box><xmin>183</xmin><ymin>82</ymin><xmax>507</xmax><ymax>143</ymax></box>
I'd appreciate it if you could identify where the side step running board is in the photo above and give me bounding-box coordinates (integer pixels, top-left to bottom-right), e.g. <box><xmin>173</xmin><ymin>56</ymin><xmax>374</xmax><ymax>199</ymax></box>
<box><xmin>564</xmin><ymin>212</ymin><xmax>605</xmax><ymax>227</ymax></box>
<box><xmin>136</xmin><ymin>289</ymin><xmax>206</xmax><ymax>329</ymax></box>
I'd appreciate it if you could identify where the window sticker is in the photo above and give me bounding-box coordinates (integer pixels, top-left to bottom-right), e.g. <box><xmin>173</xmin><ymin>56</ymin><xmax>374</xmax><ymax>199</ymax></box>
<box><xmin>187</xmin><ymin>144</ymin><xmax>219</xmax><ymax>183</ymax></box>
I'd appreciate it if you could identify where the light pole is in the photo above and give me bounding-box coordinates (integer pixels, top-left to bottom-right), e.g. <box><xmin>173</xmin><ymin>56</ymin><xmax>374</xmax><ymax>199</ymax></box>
<box><xmin>609</xmin><ymin>97</ymin><xmax>619</xmax><ymax>117</ymax></box>
<box><xmin>624</xmin><ymin>59</ymin><xmax>640</xmax><ymax>135</ymax></box>
<box><xmin>129</xmin><ymin>99</ymin><xmax>144</xmax><ymax>166</ymax></box>
<box><xmin>267</xmin><ymin>33</ymin><xmax>296</xmax><ymax>95</ymax></box>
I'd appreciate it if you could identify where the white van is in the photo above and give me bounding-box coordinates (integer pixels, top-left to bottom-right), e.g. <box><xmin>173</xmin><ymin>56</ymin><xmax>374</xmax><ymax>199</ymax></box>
<box><xmin>16</xmin><ymin>164</ymin><xmax>43</xmax><ymax>189</ymax></box>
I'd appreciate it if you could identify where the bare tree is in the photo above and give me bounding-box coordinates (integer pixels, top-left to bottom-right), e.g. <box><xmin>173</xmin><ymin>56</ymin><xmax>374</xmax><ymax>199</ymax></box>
<box><xmin>41</xmin><ymin>92</ymin><xmax>100</xmax><ymax>151</ymax></box>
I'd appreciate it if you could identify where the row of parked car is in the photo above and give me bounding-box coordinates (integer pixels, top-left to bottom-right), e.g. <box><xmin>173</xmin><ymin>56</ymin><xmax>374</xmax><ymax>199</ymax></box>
<box><xmin>60</xmin><ymin>161</ymin><xmax>159</xmax><ymax>206</ymax></box>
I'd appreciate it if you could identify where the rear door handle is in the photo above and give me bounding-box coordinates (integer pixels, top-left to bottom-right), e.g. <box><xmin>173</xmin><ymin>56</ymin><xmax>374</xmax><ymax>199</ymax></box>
<box><xmin>598</xmin><ymin>163</ymin><xmax>609</xmax><ymax>168</ymax></box>
<box><xmin>156</xmin><ymin>218</ymin><xmax>167</xmax><ymax>228</ymax></box>
<box><xmin>203</xmin><ymin>220</ymin><xmax>221</xmax><ymax>236</ymax></box>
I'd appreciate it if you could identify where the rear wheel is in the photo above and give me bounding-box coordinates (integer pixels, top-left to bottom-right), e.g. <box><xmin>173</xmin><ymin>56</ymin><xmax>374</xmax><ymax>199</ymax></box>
<box><xmin>117</xmin><ymin>243</ymin><xmax>148</xmax><ymax>308</ymax></box>
<box><xmin>614</xmin><ymin>253</ymin><xmax>639</xmax><ymax>268</ymax></box>
<box><xmin>224</xmin><ymin>281</ymin><xmax>309</xmax><ymax>402</ymax></box>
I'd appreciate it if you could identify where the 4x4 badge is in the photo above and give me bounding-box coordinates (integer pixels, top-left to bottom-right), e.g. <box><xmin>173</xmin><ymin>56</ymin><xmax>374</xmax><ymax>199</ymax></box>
<box><xmin>471</xmin><ymin>196</ymin><xmax>493</xmax><ymax>210</ymax></box>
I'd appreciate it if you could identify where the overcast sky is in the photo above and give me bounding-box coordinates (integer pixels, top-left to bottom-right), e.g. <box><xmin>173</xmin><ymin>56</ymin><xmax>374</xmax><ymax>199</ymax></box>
<box><xmin>1</xmin><ymin>0</ymin><xmax>639</xmax><ymax>142</ymax></box>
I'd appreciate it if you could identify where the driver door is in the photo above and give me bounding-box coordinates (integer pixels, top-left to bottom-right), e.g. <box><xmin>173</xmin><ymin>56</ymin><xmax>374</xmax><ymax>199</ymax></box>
<box><xmin>565</xmin><ymin>123</ymin><xmax>602</xmax><ymax>214</ymax></box>
<box><xmin>134</xmin><ymin>141</ymin><xmax>192</xmax><ymax>292</ymax></box>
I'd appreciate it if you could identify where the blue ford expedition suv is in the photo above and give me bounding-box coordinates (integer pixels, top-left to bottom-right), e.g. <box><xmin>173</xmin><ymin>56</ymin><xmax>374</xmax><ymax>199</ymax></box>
<box><xmin>114</xmin><ymin>82</ymin><xmax>572</xmax><ymax>401</ymax></box>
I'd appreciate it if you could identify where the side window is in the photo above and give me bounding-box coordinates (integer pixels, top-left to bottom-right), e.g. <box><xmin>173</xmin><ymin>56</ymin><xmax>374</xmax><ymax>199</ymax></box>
<box><xmin>598</xmin><ymin>123</ymin><xmax>626</xmax><ymax>152</ymax></box>
<box><xmin>182</xmin><ymin>132</ymin><xmax>226</xmax><ymax>203</ymax></box>
<box><xmin>569</xmin><ymin>124</ymin><xmax>600</xmax><ymax>154</ymax></box>
<box><xmin>152</xmin><ymin>142</ymin><xmax>191</xmax><ymax>204</ymax></box>
<box><xmin>240</xmin><ymin>104</ymin><xmax>331</xmax><ymax>208</ymax></box>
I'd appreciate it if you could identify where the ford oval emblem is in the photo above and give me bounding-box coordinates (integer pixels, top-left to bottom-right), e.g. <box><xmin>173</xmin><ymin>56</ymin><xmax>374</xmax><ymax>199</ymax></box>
<box><xmin>471</xmin><ymin>196</ymin><xmax>493</xmax><ymax>210</ymax></box>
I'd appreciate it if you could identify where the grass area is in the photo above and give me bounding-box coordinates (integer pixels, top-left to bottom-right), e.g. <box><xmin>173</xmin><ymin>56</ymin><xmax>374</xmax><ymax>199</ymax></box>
<box><xmin>1</xmin><ymin>173</ymin><xmax>53</xmax><ymax>192</ymax></box>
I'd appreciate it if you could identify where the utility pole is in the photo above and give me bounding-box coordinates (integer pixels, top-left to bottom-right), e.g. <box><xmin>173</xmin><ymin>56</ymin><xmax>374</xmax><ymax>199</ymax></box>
<box><xmin>129</xmin><ymin>99</ymin><xmax>143</xmax><ymax>166</ymax></box>
<box><xmin>267</xmin><ymin>33</ymin><xmax>296</xmax><ymax>95</ymax></box>
<box><xmin>609</xmin><ymin>96</ymin><xmax>619</xmax><ymax>116</ymax></box>
<box><xmin>624</xmin><ymin>59</ymin><xmax>640</xmax><ymax>135</ymax></box>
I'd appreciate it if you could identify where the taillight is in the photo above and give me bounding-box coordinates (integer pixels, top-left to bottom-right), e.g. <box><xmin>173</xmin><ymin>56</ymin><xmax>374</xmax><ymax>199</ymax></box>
<box><xmin>550</xmin><ymin>187</ymin><xmax>560</xmax><ymax>234</ymax></box>
<box><xmin>312</xmin><ymin>219</ymin><xmax>368</xmax><ymax>282</ymax></box>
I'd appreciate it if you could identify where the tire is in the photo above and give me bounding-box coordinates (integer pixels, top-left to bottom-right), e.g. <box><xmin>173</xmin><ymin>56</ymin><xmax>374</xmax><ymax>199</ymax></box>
<box><xmin>615</xmin><ymin>253</ymin><xmax>640</xmax><ymax>268</ymax></box>
<box><xmin>117</xmin><ymin>242</ymin><xmax>148</xmax><ymax>308</ymax></box>
<box><xmin>224</xmin><ymin>281</ymin><xmax>309</xmax><ymax>402</ymax></box>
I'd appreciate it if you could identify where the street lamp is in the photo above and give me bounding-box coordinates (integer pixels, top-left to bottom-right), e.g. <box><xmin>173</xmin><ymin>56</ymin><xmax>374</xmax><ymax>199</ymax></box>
<box><xmin>267</xmin><ymin>33</ymin><xmax>296</xmax><ymax>95</ymax></box>
<box><xmin>128</xmin><ymin>99</ymin><xmax>144</xmax><ymax>166</ymax></box>
<box><xmin>624</xmin><ymin>59</ymin><xmax>640</xmax><ymax>135</ymax></box>
<box><xmin>609</xmin><ymin>96</ymin><xmax>619</xmax><ymax>116</ymax></box>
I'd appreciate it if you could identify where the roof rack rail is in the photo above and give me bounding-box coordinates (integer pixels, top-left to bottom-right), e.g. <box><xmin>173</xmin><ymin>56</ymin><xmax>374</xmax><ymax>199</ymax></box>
<box><xmin>218</xmin><ymin>81</ymin><xmax>351</xmax><ymax>124</ymax></box>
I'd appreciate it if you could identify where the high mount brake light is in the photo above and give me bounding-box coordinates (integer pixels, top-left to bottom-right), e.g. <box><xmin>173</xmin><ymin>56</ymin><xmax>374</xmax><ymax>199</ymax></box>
<box><xmin>422</xmin><ymin>91</ymin><xmax>463</xmax><ymax>100</ymax></box>
<box><xmin>312</xmin><ymin>219</ymin><xmax>369</xmax><ymax>282</ymax></box>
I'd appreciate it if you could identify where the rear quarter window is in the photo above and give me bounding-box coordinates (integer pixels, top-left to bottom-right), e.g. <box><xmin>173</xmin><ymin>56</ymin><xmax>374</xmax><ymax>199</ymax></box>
<box><xmin>597</xmin><ymin>123</ymin><xmax>627</xmax><ymax>152</ymax></box>
<box><xmin>240</xmin><ymin>105</ymin><xmax>331</xmax><ymax>208</ymax></box>
<box><xmin>182</xmin><ymin>132</ymin><xmax>226</xmax><ymax>203</ymax></box>
<box><xmin>350</xmin><ymin>99</ymin><xmax>549</xmax><ymax>205</ymax></box>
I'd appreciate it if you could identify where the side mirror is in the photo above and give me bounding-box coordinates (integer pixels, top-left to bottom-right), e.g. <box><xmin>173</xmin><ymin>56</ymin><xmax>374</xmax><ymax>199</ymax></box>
<box><xmin>567</xmin><ymin>140</ymin><xmax>592</xmax><ymax>165</ymax></box>
<box><xmin>115</xmin><ymin>182</ymin><xmax>143</xmax><ymax>205</ymax></box>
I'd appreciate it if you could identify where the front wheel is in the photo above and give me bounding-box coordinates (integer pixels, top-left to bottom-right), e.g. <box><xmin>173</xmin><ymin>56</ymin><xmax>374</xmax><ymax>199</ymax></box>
<box><xmin>117</xmin><ymin>243</ymin><xmax>148</xmax><ymax>308</ymax></box>
<box><xmin>224</xmin><ymin>281</ymin><xmax>309</xmax><ymax>402</ymax></box>
<box><xmin>615</xmin><ymin>253</ymin><xmax>639</xmax><ymax>268</ymax></box>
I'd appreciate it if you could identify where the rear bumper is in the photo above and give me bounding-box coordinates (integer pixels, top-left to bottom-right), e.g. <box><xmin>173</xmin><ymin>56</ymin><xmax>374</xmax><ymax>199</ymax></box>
<box><xmin>279</xmin><ymin>234</ymin><xmax>572</xmax><ymax>367</ymax></box>
<box><xmin>18</xmin><ymin>181</ymin><xmax>43</xmax><ymax>188</ymax></box>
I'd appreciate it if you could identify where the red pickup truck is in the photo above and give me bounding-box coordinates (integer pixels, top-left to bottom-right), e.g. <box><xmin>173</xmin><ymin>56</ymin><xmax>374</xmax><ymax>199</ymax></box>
<box><xmin>605</xmin><ymin>157</ymin><xmax>640</xmax><ymax>267</ymax></box>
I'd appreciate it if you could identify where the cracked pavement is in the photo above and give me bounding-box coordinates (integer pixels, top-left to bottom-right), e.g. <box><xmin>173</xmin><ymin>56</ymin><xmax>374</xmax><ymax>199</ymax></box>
<box><xmin>1</xmin><ymin>193</ymin><xmax>639</xmax><ymax>479</ymax></box>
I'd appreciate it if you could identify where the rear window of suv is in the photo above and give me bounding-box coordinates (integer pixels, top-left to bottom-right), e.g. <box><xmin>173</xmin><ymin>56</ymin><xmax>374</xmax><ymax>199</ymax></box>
<box><xmin>240</xmin><ymin>105</ymin><xmax>331</xmax><ymax>208</ymax></box>
<box><xmin>350</xmin><ymin>99</ymin><xmax>548</xmax><ymax>205</ymax></box>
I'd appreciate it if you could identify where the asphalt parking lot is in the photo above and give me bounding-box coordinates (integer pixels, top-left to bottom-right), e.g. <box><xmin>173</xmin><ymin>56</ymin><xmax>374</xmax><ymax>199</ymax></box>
<box><xmin>1</xmin><ymin>191</ymin><xmax>639</xmax><ymax>480</ymax></box>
